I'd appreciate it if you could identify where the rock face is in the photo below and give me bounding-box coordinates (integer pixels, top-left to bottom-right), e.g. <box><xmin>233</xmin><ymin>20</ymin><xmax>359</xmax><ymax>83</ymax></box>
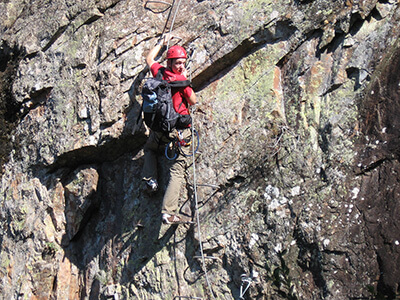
<box><xmin>1</xmin><ymin>0</ymin><xmax>400</xmax><ymax>299</ymax></box>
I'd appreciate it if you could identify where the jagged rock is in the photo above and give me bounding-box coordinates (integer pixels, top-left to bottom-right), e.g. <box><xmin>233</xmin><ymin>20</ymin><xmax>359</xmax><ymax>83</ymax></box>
<box><xmin>1</xmin><ymin>0</ymin><xmax>400</xmax><ymax>299</ymax></box>
<box><xmin>64</xmin><ymin>166</ymin><xmax>99</xmax><ymax>243</ymax></box>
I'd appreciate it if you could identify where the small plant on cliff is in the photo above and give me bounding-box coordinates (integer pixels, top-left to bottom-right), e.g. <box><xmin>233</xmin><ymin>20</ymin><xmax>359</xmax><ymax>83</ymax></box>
<box><xmin>266</xmin><ymin>250</ymin><xmax>298</xmax><ymax>300</ymax></box>
<box><xmin>42</xmin><ymin>242</ymin><xmax>58</xmax><ymax>259</ymax></box>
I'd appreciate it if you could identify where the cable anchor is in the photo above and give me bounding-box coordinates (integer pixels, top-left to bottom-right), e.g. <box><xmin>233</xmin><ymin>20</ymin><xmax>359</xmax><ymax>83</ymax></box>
<box><xmin>239</xmin><ymin>274</ymin><xmax>253</xmax><ymax>300</ymax></box>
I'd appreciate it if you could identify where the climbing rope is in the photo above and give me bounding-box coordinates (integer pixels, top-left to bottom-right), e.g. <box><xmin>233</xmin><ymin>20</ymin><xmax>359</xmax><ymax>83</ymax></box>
<box><xmin>165</xmin><ymin>0</ymin><xmax>183</xmax><ymax>51</ymax></box>
<box><xmin>191</xmin><ymin>110</ymin><xmax>216</xmax><ymax>300</ymax></box>
<box><xmin>144</xmin><ymin>0</ymin><xmax>181</xmax><ymax>42</ymax></box>
<box><xmin>145</xmin><ymin>0</ymin><xmax>183</xmax><ymax>49</ymax></box>
<box><xmin>144</xmin><ymin>0</ymin><xmax>172</xmax><ymax>13</ymax></box>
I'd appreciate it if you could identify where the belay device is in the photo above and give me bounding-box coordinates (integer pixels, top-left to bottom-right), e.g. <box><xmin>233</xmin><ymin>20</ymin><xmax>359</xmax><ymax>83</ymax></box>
<box><xmin>141</xmin><ymin>67</ymin><xmax>192</xmax><ymax>133</ymax></box>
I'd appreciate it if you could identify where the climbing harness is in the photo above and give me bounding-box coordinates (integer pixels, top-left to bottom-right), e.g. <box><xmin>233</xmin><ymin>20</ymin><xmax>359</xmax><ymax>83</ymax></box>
<box><xmin>164</xmin><ymin>129</ymin><xmax>200</xmax><ymax>160</ymax></box>
<box><xmin>239</xmin><ymin>274</ymin><xmax>253</xmax><ymax>300</ymax></box>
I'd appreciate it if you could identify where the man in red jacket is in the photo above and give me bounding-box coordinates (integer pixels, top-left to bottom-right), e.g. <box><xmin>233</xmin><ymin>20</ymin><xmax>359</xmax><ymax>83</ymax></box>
<box><xmin>142</xmin><ymin>35</ymin><xmax>197</xmax><ymax>225</ymax></box>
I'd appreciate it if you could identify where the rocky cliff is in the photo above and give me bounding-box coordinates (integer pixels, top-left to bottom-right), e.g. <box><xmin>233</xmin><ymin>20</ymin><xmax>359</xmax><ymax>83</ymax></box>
<box><xmin>1</xmin><ymin>0</ymin><xmax>400</xmax><ymax>299</ymax></box>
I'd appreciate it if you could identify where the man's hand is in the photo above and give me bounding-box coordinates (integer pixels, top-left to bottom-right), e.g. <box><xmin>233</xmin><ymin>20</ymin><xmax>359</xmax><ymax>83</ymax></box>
<box><xmin>161</xmin><ymin>33</ymin><xmax>171</xmax><ymax>45</ymax></box>
<box><xmin>147</xmin><ymin>34</ymin><xmax>171</xmax><ymax>67</ymax></box>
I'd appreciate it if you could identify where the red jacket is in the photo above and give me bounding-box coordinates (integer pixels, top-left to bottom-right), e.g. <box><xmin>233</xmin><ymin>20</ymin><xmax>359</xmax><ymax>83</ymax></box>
<box><xmin>150</xmin><ymin>62</ymin><xmax>193</xmax><ymax>115</ymax></box>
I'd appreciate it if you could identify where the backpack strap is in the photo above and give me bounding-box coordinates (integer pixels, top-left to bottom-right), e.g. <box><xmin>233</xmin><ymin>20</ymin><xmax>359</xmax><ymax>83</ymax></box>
<box><xmin>136</xmin><ymin>99</ymin><xmax>144</xmax><ymax>126</ymax></box>
<box><xmin>155</xmin><ymin>67</ymin><xmax>164</xmax><ymax>81</ymax></box>
<box><xmin>158</xmin><ymin>67</ymin><xmax>191</xmax><ymax>88</ymax></box>
<box><xmin>169</xmin><ymin>80</ymin><xmax>191</xmax><ymax>88</ymax></box>
<box><xmin>136</xmin><ymin>69</ymin><xmax>164</xmax><ymax>127</ymax></box>
<box><xmin>157</xmin><ymin>67</ymin><xmax>191</xmax><ymax>114</ymax></box>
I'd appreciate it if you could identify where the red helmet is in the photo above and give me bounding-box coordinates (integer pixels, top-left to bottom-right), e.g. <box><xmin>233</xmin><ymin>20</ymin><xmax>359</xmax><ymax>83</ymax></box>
<box><xmin>166</xmin><ymin>45</ymin><xmax>187</xmax><ymax>59</ymax></box>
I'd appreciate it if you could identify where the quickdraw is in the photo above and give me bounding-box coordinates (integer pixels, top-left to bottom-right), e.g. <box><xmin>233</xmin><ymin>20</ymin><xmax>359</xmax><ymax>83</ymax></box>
<box><xmin>165</xmin><ymin>129</ymin><xmax>199</xmax><ymax>160</ymax></box>
<box><xmin>177</xmin><ymin>130</ymin><xmax>192</xmax><ymax>147</ymax></box>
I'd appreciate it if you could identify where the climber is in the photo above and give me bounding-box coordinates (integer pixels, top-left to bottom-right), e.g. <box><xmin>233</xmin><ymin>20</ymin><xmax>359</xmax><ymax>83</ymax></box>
<box><xmin>142</xmin><ymin>34</ymin><xmax>197</xmax><ymax>225</ymax></box>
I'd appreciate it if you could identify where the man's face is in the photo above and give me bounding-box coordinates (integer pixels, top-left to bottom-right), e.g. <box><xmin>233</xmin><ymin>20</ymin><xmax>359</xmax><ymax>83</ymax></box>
<box><xmin>170</xmin><ymin>58</ymin><xmax>186</xmax><ymax>75</ymax></box>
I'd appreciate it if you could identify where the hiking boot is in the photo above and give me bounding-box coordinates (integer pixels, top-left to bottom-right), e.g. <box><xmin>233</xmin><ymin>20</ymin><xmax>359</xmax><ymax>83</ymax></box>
<box><xmin>162</xmin><ymin>213</ymin><xmax>193</xmax><ymax>225</ymax></box>
<box><xmin>145</xmin><ymin>179</ymin><xmax>158</xmax><ymax>193</ymax></box>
